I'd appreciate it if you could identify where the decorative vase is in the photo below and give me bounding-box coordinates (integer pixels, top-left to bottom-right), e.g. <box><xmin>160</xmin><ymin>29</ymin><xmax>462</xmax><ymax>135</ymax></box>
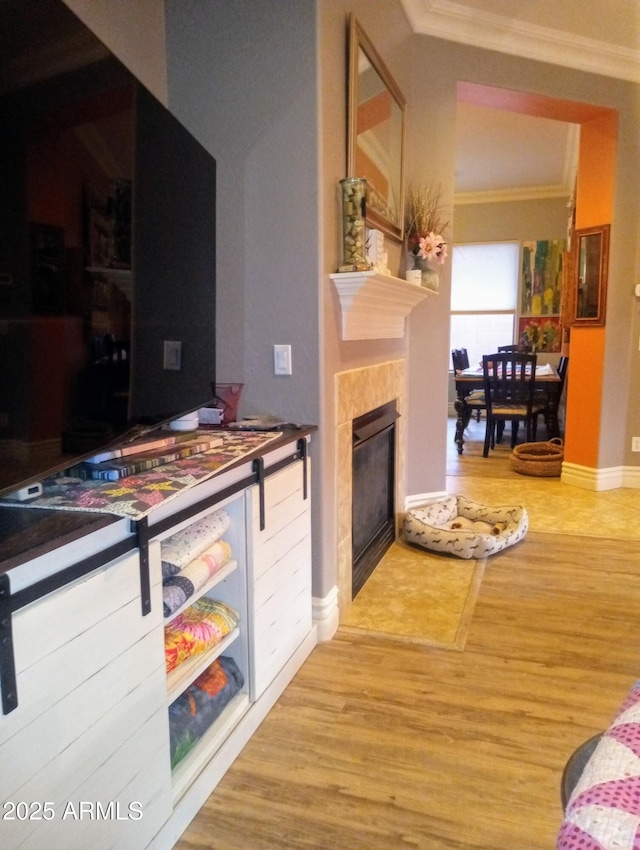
<box><xmin>411</xmin><ymin>253</ymin><xmax>440</xmax><ymax>291</ymax></box>
<box><xmin>338</xmin><ymin>177</ymin><xmax>371</xmax><ymax>272</ymax></box>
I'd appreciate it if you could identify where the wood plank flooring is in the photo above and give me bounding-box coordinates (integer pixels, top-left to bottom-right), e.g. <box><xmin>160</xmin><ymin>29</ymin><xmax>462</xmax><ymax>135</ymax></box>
<box><xmin>175</xmin><ymin>420</ymin><xmax>640</xmax><ymax>850</ymax></box>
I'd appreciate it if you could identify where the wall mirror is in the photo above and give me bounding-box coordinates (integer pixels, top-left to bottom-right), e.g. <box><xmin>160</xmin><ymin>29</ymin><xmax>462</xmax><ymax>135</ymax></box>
<box><xmin>573</xmin><ymin>224</ymin><xmax>610</xmax><ymax>326</ymax></box>
<box><xmin>347</xmin><ymin>15</ymin><xmax>406</xmax><ymax>243</ymax></box>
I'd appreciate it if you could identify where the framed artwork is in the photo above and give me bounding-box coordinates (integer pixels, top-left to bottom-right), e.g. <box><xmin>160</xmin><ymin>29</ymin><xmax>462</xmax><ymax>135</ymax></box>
<box><xmin>520</xmin><ymin>239</ymin><xmax>566</xmax><ymax>317</ymax></box>
<box><xmin>518</xmin><ymin>316</ymin><xmax>562</xmax><ymax>353</ymax></box>
<box><xmin>572</xmin><ymin>224</ymin><xmax>610</xmax><ymax>327</ymax></box>
<box><xmin>30</xmin><ymin>223</ymin><xmax>64</xmax><ymax>314</ymax></box>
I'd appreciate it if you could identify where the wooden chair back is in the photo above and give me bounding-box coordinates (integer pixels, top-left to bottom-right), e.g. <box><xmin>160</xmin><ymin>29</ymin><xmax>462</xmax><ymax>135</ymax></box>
<box><xmin>451</xmin><ymin>348</ymin><xmax>470</xmax><ymax>374</ymax></box>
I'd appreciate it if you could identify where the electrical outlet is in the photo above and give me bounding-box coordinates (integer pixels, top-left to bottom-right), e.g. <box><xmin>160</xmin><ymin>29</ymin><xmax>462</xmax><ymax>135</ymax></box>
<box><xmin>632</xmin><ymin>437</ymin><xmax>640</xmax><ymax>452</ymax></box>
<box><xmin>163</xmin><ymin>340</ymin><xmax>182</xmax><ymax>371</ymax></box>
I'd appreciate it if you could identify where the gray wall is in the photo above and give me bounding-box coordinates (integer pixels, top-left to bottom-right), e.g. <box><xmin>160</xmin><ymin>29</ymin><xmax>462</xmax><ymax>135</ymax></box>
<box><xmin>164</xmin><ymin>0</ymin><xmax>320</xmax><ymax>427</ymax></box>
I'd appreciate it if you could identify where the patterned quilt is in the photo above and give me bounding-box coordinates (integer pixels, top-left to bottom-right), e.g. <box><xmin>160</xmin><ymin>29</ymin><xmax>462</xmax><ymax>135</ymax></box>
<box><xmin>558</xmin><ymin>680</ymin><xmax>640</xmax><ymax>849</ymax></box>
<box><xmin>169</xmin><ymin>655</ymin><xmax>245</xmax><ymax>769</ymax></box>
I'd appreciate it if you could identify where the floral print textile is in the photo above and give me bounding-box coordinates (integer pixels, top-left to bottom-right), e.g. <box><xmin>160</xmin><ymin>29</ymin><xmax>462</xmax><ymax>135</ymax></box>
<box><xmin>2</xmin><ymin>432</ymin><xmax>281</xmax><ymax>520</ymax></box>
<box><xmin>164</xmin><ymin>597</ymin><xmax>239</xmax><ymax>674</ymax></box>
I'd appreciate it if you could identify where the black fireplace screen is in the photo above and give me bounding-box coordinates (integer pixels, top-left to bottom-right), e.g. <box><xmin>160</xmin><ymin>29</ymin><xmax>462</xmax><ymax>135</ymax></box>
<box><xmin>351</xmin><ymin>401</ymin><xmax>397</xmax><ymax>598</ymax></box>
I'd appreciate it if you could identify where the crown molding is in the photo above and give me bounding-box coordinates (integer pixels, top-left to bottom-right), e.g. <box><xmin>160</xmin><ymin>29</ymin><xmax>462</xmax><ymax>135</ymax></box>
<box><xmin>402</xmin><ymin>0</ymin><xmax>640</xmax><ymax>84</ymax></box>
<box><xmin>455</xmin><ymin>183</ymin><xmax>571</xmax><ymax>206</ymax></box>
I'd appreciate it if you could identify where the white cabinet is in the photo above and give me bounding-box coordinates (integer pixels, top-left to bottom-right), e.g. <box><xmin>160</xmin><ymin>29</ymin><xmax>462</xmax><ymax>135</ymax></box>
<box><xmin>248</xmin><ymin>459</ymin><xmax>312</xmax><ymax>698</ymax></box>
<box><xmin>0</xmin><ymin>547</ymin><xmax>172</xmax><ymax>850</ymax></box>
<box><xmin>0</xmin><ymin>434</ymin><xmax>315</xmax><ymax>850</ymax></box>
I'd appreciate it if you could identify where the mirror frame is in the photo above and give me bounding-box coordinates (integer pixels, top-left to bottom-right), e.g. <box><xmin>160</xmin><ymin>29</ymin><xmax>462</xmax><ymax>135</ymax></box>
<box><xmin>572</xmin><ymin>224</ymin><xmax>610</xmax><ymax>327</ymax></box>
<box><xmin>347</xmin><ymin>15</ymin><xmax>406</xmax><ymax>243</ymax></box>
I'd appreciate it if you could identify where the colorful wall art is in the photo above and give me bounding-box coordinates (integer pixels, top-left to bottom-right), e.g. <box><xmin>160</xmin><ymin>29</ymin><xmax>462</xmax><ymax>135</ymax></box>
<box><xmin>521</xmin><ymin>240</ymin><xmax>566</xmax><ymax>317</ymax></box>
<box><xmin>518</xmin><ymin>316</ymin><xmax>562</xmax><ymax>353</ymax></box>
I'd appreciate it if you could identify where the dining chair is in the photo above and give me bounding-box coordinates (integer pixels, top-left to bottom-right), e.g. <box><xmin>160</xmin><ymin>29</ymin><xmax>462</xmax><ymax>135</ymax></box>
<box><xmin>451</xmin><ymin>347</ymin><xmax>470</xmax><ymax>373</ymax></box>
<box><xmin>481</xmin><ymin>352</ymin><xmax>546</xmax><ymax>457</ymax></box>
<box><xmin>534</xmin><ymin>355</ymin><xmax>568</xmax><ymax>439</ymax></box>
<box><xmin>451</xmin><ymin>348</ymin><xmax>484</xmax><ymax>423</ymax></box>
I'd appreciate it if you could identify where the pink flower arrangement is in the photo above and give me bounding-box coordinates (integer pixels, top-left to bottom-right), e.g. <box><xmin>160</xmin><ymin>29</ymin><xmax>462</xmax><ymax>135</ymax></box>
<box><xmin>415</xmin><ymin>231</ymin><xmax>448</xmax><ymax>265</ymax></box>
<box><xmin>405</xmin><ymin>182</ymin><xmax>449</xmax><ymax>265</ymax></box>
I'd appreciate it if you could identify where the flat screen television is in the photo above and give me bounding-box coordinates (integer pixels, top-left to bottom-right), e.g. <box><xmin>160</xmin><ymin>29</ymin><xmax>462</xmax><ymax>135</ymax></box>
<box><xmin>0</xmin><ymin>0</ymin><xmax>217</xmax><ymax>500</ymax></box>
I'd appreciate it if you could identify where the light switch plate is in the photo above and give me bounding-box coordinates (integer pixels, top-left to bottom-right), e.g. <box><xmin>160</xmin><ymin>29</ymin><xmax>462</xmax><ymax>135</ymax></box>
<box><xmin>273</xmin><ymin>344</ymin><xmax>292</xmax><ymax>375</ymax></box>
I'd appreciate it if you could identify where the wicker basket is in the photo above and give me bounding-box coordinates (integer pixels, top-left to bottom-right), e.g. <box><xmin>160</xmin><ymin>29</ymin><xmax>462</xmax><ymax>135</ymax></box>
<box><xmin>511</xmin><ymin>438</ymin><xmax>564</xmax><ymax>477</ymax></box>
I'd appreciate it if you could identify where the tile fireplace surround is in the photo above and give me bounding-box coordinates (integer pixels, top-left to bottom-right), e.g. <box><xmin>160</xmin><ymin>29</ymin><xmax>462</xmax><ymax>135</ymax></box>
<box><xmin>335</xmin><ymin>359</ymin><xmax>406</xmax><ymax>613</ymax></box>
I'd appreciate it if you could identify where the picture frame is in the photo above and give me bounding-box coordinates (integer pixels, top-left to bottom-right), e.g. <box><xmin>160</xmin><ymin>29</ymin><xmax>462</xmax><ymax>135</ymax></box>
<box><xmin>518</xmin><ymin>316</ymin><xmax>562</xmax><ymax>353</ymax></box>
<box><xmin>347</xmin><ymin>15</ymin><xmax>406</xmax><ymax>243</ymax></box>
<box><xmin>572</xmin><ymin>224</ymin><xmax>610</xmax><ymax>326</ymax></box>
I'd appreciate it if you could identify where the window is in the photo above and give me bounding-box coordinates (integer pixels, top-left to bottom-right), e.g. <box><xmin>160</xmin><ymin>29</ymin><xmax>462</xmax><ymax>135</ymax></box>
<box><xmin>450</xmin><ymin>241</ymin><xmax>520</xmax><ymax>369</ymax></box>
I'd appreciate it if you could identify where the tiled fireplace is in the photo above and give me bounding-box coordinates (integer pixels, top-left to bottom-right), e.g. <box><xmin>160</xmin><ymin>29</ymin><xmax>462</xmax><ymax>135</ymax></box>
<box><xmin>335</xmin><ymin>359</ymin><xmax>406</xmax><ymax>614</ymax></box>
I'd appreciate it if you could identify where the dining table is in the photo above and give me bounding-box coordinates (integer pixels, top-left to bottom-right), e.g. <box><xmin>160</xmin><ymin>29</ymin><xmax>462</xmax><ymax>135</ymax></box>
<box><xmin>453</xmin><ymin>363</ymin><xmax>561</xmax><ymax>454</ymax></box>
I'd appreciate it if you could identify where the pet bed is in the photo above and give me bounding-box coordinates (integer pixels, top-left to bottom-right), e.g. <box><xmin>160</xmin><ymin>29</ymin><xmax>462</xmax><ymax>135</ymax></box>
<box><xmin>403</xmin><ymin>494</ymin><xmax>528</xmax><ymax>559</ymax></box>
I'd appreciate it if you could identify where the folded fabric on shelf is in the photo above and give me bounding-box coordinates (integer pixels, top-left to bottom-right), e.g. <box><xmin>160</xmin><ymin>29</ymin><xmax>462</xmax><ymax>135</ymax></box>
<box><xmin>161</xmin><ymin>508</ymin><xmax>231</xmax><ymax>580</ymax></box>
<box><xmin>164</xmin><ymin>597</ymin><xmax>239</xmax><ymax>673</ymax></box>
<box><xmin>163</xmin><ymin>539</ymin><xmax>232</xmax><ymax>618</ymax></box>
<box><xmin>169</xmin><ymin>655</ymin><xmax>245</xmax><ymax>769</ymax></box>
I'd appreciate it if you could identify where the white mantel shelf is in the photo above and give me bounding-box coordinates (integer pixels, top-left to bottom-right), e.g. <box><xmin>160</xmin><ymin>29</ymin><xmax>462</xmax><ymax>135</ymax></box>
<box><xmin>330</xmin><ymin>270</ymin><xmax>434</xmax><ymax>340</ymax></box>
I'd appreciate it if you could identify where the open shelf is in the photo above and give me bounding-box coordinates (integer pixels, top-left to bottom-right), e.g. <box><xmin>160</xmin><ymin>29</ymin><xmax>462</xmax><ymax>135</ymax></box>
<box><xmin>171</xmin><ymin>690</ymin><xmax>250</xmax><ymax>803</ymax></box>
<box><xmin>164</xmin><ymin>559</ymin><xmax>239</xmax><ymax>626</ymax></box>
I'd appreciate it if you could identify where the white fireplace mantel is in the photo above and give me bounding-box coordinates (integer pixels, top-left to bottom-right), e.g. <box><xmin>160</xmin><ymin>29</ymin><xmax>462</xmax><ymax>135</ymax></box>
<box><xmin>329</xmin><ymin>270</ymin><xmax>434</xmax><ymax>340</ymax></box>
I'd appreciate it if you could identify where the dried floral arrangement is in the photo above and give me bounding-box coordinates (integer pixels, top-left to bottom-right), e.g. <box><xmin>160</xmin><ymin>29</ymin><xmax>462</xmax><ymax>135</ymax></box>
<box><xmin>405</xmin><ymin>182</ymin><xmax>450</xmax><ymax>265</ymax></box>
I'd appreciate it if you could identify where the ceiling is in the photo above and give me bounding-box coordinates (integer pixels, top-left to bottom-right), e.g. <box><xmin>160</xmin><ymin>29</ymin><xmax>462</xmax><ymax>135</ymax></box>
<box><xmin>401</xmin><ymin>0</ymin><xmax>640</xmax><ymax>203</ymax></box>
<box><xmin>2</xmin><ymin>0</ymin><xmax>634</xmax><ymax>205</ymax></box>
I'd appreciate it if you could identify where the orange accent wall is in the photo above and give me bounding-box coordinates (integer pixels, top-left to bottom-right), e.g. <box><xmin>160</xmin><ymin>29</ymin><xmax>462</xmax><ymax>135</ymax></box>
<box><xmin>564</xmin><ymin>111</ymin><xmax>617</xmax><ymax>467</ymax></box>
<box><xmin>564</xmin><ymin>327</ymin><xmax>605</xmax><ymax>467</ymax></box>
<box><xmin>574</xmin><ymin>114</ymin><xmax>617</xmax><ymax>230</ymax></box>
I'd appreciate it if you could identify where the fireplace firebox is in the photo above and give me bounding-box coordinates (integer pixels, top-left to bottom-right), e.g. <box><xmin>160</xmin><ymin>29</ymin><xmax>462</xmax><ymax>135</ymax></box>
<box><xmin>351</xmin><ymin>401</ymin><xmax>397</xmax><ymax>598</ymax></box>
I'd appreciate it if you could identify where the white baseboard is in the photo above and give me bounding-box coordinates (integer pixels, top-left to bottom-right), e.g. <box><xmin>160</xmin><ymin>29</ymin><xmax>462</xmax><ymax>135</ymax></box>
<box><xmin>404</xmin><ymin>490</ymin><xmax>448</xmax><ymax>511</ymax></box>
<box><xmin>562</xmin><ymin>462</ymin><xmax>640</xmax><ymax>491</ymax></box>
<box><xmin>312</xmin><ymin>586</ymin><xmax>339</xmax><ymax>642</ymax></box>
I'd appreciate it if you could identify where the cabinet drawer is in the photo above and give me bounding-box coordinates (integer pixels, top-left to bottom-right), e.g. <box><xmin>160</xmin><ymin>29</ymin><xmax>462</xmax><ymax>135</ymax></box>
<box><xmin>253</xmin><ymin>558</ymin><xmax>310</xmax><ymax>639</ymax></box>
<box><xmin>253</xmin><ymin>534</ymin><xmax>311</xmax><ymax>612</ymax></box>
<box><xmin>251</xmin><ymin>583</ymin><xmax>312</xmax><ymax>697</ymax></box>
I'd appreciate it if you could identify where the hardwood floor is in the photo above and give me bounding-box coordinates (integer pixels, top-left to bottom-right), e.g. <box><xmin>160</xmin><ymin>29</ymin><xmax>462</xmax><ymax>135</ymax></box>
<box><xmin>175</xmin><ymin>419</ymin><xmax>640</xmax><ymax>850</ymax></box>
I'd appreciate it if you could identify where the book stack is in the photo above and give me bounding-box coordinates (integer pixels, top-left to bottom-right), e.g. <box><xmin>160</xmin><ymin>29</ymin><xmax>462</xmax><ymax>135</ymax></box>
<box><xmin>67</xmin><ymin>430</ymin><xmax>223</xmax><ymax>481</ymax></box>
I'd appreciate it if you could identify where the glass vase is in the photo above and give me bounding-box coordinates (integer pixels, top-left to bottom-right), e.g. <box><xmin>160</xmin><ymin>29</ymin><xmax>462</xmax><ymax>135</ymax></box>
<box><xmin>338</xmin><ymin>177</ymin><xmax>371</xmax><ymax>272</ymax></box>
<box><xmin>413</xmin><ymin>254</ymin><xmax>440</xmax><ymax>291</ymax></box>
